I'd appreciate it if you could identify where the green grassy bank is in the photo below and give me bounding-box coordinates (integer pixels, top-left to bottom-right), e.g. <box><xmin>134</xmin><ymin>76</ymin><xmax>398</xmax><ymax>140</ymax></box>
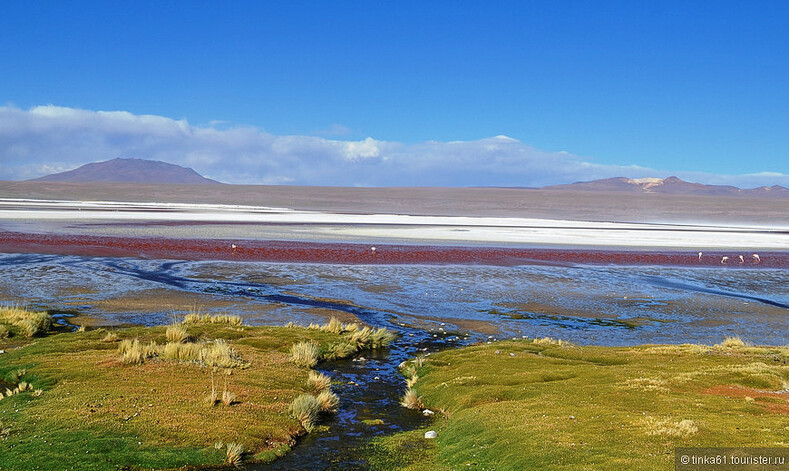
<box><xmin>369</xmin><ymin>338</ymin><xmax>789</xmax><ymax>470</ymax></box>
<box><xmin>0</xmin><ymin>309</ymin><xmax>393</xmax><ymax>470</ymax></box>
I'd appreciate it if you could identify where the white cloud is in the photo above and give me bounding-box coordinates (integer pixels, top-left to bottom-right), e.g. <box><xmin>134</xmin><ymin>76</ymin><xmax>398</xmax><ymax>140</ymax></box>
<box><xmin>1</xmin><ymin>104</ymin><xmax>788</xmax><ymax>188</ymax></box>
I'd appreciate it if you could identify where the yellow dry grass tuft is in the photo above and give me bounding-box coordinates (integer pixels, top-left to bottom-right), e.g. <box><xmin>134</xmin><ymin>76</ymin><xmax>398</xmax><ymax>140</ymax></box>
<box><xmin>0</xmin><ymin>305</ymin><xmax>52</xmax><ymax>338</ymax></box>
<box><xmin>201</xmin><ymin>339</ymin><xmax>246</xmax><ymax>368</ymax></box>
<box><xmin>120</xmin><ymin>337</ymin><xmax>247</xmax><ymax>368</ymax></box>
<box><xmin>400</xmin><ymin>387</ymin><xmax>423</xmax><ymax>410</ymax></box>
<box><xmin>162</xmin><ymin>341</ymin><xmax>202</xmax><ymax>362</ymax></box>
<box><xmin>289</xmin><ymin>394</ymin><xmax>322</xmax><ymax>432</ymax></box>
<box><xmin>290</xmin><ymin>341</ymin><xmax>320</xmax><ymax>368</ymax></box>
<box><xmin>166</xmin><ymin>324</ymin><xmax>189</xmax><ymax>343</ymax></box>
<box><xmin>533</xmin><ymin>337</ymin><xmax>569</xmax><ymax>346</ymax></box>
<box><xmin>221</xmin><ymin>382</ymin><xmax>236</xmax><ymax>406</ymax></box>
<box><xmin>307</xmin><ymin>370</ymin><xmax>332</xmax><ymax>393</ymax></box>
<box><xmin>225</xmin><ymin>442</ymin><xmax>245</xmax><ymax>467</ymax></box>
<box><xmin>323</xmin><ymin>341</ymin><xmax>357</xmax><ymax>361</ymax></box>
<box><xmin>643</xmin><ymin>417</ymin><xmax>699</xmax><ymax>437</ymax></box>
<box><xmin>370</xmin><ymin>328</ymin><xmax>397</xmax><ymax>348</ymax></box>
<box><xmin>118</xmin><ymin>339</ymin><xmax>145</xmax><ymax>364</ymax></box>
<box><xmin>183</xmin><ymin>312</ymin><xmax>242</xmax><ymax>326</ymax></box>
<box><xmin>316</xmin><ymin>390</ymin><xmax>339</xmax><ymax>412</ymax></box>
<box><xmin>320</xmin><ymin>317</ymin><xmax>345</xmax><ymax>334</ymax></box>
<box><xmin>718</xmin><ymin>336</ymin><xmax>746</xmax><ymax>348</ymax></box>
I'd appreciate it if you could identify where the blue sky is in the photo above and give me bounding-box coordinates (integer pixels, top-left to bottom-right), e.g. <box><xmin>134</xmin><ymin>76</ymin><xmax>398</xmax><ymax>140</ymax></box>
<box><xmin>1</xmin><ymin>1</ymin><xmax>788</xmax><ymax>186</ymax></box>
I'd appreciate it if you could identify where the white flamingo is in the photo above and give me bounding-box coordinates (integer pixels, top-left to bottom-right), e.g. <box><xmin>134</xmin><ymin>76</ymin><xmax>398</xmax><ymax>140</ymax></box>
<box><xmin>698</xmin><ymin>251</ymin><xmax>703</xmax><ymax>261</ymax></box>
<box><xmin>231</xmin><ymin>244</ymin><xmax>237</xmax><ymax>254</ymax></box>
<box><xmin>739</xmin><ymin>255</ymin><xmax>745</xmax><ymax>264</ymax></box>
<box><xmin>752</xmin><ymin>253</ymin><xmax>760</xmax><ymax>264</ymax></box>
<box><xmin>371</xmin><ymin>246</ymin><xmax>376</xmax><ymax>252</ymax></box>
<box><xmin>721</xmin><ymin>256</ymin><xmax>729</xmax><ymax>264</ymax></box>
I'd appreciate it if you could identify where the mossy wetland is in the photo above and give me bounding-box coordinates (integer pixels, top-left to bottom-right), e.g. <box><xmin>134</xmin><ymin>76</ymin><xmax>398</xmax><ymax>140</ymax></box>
<box><xmin>1</xmin><ymin>253</ymin><xmax>787</xmax><ymax>469</ymax></box>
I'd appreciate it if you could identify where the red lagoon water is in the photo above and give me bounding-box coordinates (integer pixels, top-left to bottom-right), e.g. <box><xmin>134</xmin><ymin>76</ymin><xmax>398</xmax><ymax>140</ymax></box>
<box><xmin>1</xmin><ymin>230</ymin><xmax>788</xmax><ymax>268</ymax></box>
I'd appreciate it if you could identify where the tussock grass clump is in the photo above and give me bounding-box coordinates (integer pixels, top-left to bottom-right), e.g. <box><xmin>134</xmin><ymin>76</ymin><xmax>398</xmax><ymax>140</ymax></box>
<box><xmin>101</xmin><ymin>331</ymin><xmax>119</xmax><ymax>342</ymax></box>
<box><xmin>162</xmin><ymin>341</ymin><xmax>202</xmax><ymax>362</ymax></box>
<box><xmin>323</xmin><ymin>341</ymin><xmax>358</xmax><ymax>361</ymax></box>
<box><xmin>0</xmin><ymin>306</ymin><xmax>52</xmax><ymax>337</ymax></box>
<box><xmin>225</xmin><ymin>442</ymin><xmax>245</xmax><ymax>467</ymax></box>
<box><xmin>120</xmin><ymin>337</ymin><xmax>247</xmax><ymax>368</ymax></box>
<box><xmin>221</xmin><ymin>379</ymin><xmax>236</xmax><ymax>406</ymax></box>
<box><xmin>401</xmin><ymin>362</ymin><xmax>419</xmax><ymax>388</ymax></box>
<box><xmin>319</xmin><ymin>326</ymin><xmax>397</xmax><ymax>362</ymax></box>
<box><xmin>0</xmin><ymin>324</ymin><xmax>8</xmax><ymax>339</ymax></box>
<box><xmin>400</xmin><ymin>387</ymin><xmax>423</xmax><ymax>410</ymax></box>
<box><xmin>118</xmin><ymin>339</ymin><xmax>146</xmax><ymax>364</ymax></box>
<box><xmin>290</xmin><ymin>341</ymin><xmax>320</xmax><ymax>368</ymax></box>
<box><xmin>533</xmin><ymin>337</ymin><xmax>569</xmax><ymax>346</ymax></box>
<box><xmin>166</xmin><ymin>324</ymin><xmax>189</xmax><ymax>343</ymax></box>
<box><xmin>718</xmin><ymin>336</ymin><xmax>746</xmax><ymax>348</ymax></box>
<box><xmin>405</xmin><ymin>373</ymin><xmax>419</xmax><ymax>389</ymax></box>
<box><xmin>644</xmin><ymin>417</ymin><xmax>698</xmax><ymax>437</ymax></box>
<box><xmin>289</xmin><ymin>394</ymin><xmax>322</xmax><ymax>432</ymax></box>
<box><xmin>349</xmin><ymin>326</ymin><xmax>373</xmax><ymax>346</ymax></box>
<box><xmin>183</xmin><ymin>313</ymin><xmax>243</xmax><ymax>326</ymax></box>
<box><xmin>370</xmin><ymin>328</ymin><xmax>397</xmax><ymax>348</ymax></box>
<box><xmin>307</xmin><ymin>370</ymin><xmax>332</xmax><ymax>393</ymax></box>
<box><xmin>343</xmin><ymin>322</ymin><xmax>360</xmax><ymax>332</ymax></box>
<box><xmin>0</xmin><ymin>382</ymin><xmax>34</xmax><ymax>400</ymax></box>
<box><xmin>222</xmin><ymin>389</ymin><xmax>236</xmax><ymax>406</ymax></box>
<box><xmin>206</xmin><ymin>373</ymin><xmax>218</xmax><ymax>406</ymax></box>
<box><xmin>316</xmin><ymin>390</ymin><xmax>340</xmax><ymax>412</ymax></box>
<box><xmin>202</xmin><ymin>339</ymin><xmax>246</xmax><ymax>368</ymax></box>
<box><xmin>320</xmin><ymin>317</ymin><xmax>345</xmax><ymax>334</ymax></box>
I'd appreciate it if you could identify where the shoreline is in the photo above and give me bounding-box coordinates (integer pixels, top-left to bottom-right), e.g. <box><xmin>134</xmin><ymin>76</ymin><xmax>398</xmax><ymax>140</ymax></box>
<box><xmin>2</xmin><ymin>230</ymin><xmax>787</xmax><ymax>267</ymax></box>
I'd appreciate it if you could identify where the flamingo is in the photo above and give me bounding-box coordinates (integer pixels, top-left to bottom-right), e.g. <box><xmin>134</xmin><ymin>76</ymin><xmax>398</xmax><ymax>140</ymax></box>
<box><xmin>752</xmin><ymin>254</ymin><xmax>760</xmax><ymax>264</ymax></box>
<box><xmin>698</xmin><ymin>251</ymin><xmax>703</xmax><ymax>261</ymax></box>
<box><xmin>231</xmin><ymin>244</ymin><xmax>237</xmax><ymax>254</ymax></box>
<box><xmin>721</xmin><ymin>256</ymin><xmax>729</xmax><ymax>264</ymax></box>
<box><xmin>371</xmin><ymin>246</ymin><xmax>376</xmax><ymax>253</ymax></box>
<box><xmin>739</xmin><ymin>255</ymin><xmax>745</xmax><ymax>264</ymax></box>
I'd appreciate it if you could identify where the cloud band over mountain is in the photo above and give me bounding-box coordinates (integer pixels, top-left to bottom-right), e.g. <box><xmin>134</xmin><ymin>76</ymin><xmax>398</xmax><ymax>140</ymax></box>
<box><xmin>1</xmin><ymin>104</ymin><xmax>787</xmax><ymax>188</ymax></box>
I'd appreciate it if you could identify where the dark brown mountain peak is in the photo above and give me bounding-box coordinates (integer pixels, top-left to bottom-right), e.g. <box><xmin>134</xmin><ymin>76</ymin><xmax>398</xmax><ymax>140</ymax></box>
<box><xmin>31</xmin><ymin>158</ymin><xmax>221</xmax><ymax>185</ymax></box>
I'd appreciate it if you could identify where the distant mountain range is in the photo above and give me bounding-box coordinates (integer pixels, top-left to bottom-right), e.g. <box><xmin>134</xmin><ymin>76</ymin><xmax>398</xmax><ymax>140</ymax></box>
<box><xmin>542</xmin><ymin>176</ymin><xmax>789</xmax><ymax>198</ymax></box>
<box><xmin>31</xmin><ymin>158</ymin><xmax>221</xmax><ymax>185</ymax></box>
<box><xmin>27</xmin><ymin>159</ymin><xmax>789</xmax><ymax>198</ymax></box>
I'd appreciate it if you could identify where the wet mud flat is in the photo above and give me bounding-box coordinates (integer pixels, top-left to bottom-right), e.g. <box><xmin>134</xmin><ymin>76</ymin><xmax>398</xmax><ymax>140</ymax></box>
<box><xmin>1</xmin><ymin>251</ymin><xmax>787</xmax><ymax>346</ymax></box>
<box><xmin>1</xmin><ymin>251</ymin><xmax>787</xmax><ymax>469</ymax></box>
